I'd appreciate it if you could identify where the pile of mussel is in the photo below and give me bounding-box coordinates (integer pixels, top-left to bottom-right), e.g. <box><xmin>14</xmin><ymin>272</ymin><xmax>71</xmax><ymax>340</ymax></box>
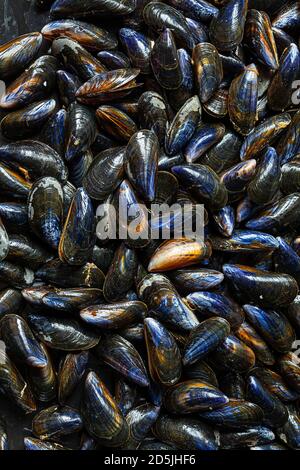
<box><xmin>1</xmin><ymin>0</ymin><xmax>300</xmax><ymax>451</ymax></box>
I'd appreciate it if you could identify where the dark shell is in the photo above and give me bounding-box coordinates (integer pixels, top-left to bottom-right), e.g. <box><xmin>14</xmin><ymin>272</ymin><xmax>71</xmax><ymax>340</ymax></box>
<box><xmin>221</xmin><ymin>159</ymin><xmax>257</xmax><ymax>193</ymax></box>
<box><xmin>168</xmin><ymin>268</ymin><xmax>224</xmax><ymax>295</ymax></box>
<box><xmin>244</xmin><ymin>9</ymin><xmax>279</xmax><ymax>70</ymax></box>
<box><xmin>220</xmin><ymin>426</ymin><xmax>275</xmax><ymax>449</ymax></box>
<box><xmin>185</xmin><ymin>17</ymin><xmax>209</xmax><ymax>45</ymax></box>
<box><xmin>51</xmin><ymin>37</ymin><xmax>106</xmax><ymax>81</ymax></box>
<box><xmin>153</xmin><ymin>415</ymin><xmax>219</xmax><ymax>450</ymax></box>
<box><xmin>119</xmin><ymin>28</ymin><xmax>151</xmax><ymax>74</ymax></box>
<box><xmin>125</xmin><ymin>130</ymin><xmax>159</xmax><ymax>201</ymax></box>
<box><xmin>167</xmin><ymin>48</ymin><xmax>194</xmax><ymax>111</ymax></box>
<box><xmin>172</xmin><ymin>164</ymin><xmax>228</xmax><ymax>211</ymax></box>
<box><xmin>277</xmin><ymin>110</ymin><xmax>300</xmax><ymax>165</ymax></box>
<box><xmin>236</xmin><ymin>321</ymin><xmax>275</xmax><ymax>366</ymax></box>
<box><xmin>223</xmin><ymin>264</ymin><xmax>298</xmax><ymax>308</ymax></box>
<box><xmin>219</xmin><ymin>371</ymin><xmax>245</xmax><ymax>399</ymax></box>
<box><xmin>26</xmin><ymin>311</ymin><xmax>100</xmax><ymax>351</ymax></box>
<box><xmin>267</xmin><ymin>43</ymin><xmax>300</xmax><ymax>112</ymax></box>
<box><xmin>96</xmin><ymin>334</ymin><xmax>149</xmax><ymax>387</ymax></box>
<box><xmin>0</xmin><ymin>418</ymin><xmax>9</xmax><ymax>450</ymax></box>
<box><xmin>68</xmin><ymin>150</ymin><xmax>93</xmax><ymax>188</ymax></box>
<box><xmin>0</xmin><ymin>288</ymin><xmax>23</xmax><ymax>320</ymax></box>
<box><xmin>115</xmin><ymin>379</ymin><xmax>137</xmax><ymax>416</ymax></box>
<box><xmin>243</xmin><ymin>304</ymin><xmax>295</xmax><ymax>354</ymax></box>
<box><xmin>32</xmin><ymin>405</ymin><xmax>83</xmax><ymax>440</ymax></box>
<box><xmin>202</xmin><ymin>129</ymin><xmax>242</xmax><ymax>174</ymax></box>
<box><xmin>247</xmin><ymin>146</ymin><xmax>280</xmax><ymax>204</ymax></box>
<box><xmin>184</xmin><ymin>360</ymin><xmax>219</xmax><ymax>388</ymax></box>
<box><xmin>209</xmin><ymin>229</ymin><xmax>279</xmax><ymax>253</ymax></box>
<box><xmin>0</xmin><ymin>218</ymin><xmax>9</xmax><ymax>262</ymax></box>
<box><xmin>96</xmin><ymin>105</ymin><xmax>138</xmax><ymax>142</ymax></box>
<box><xmin>76</xmin><ymin>68</ymin><xmax>141</xmax><ymax>105</ymax></box>
<box><xmin>144</xmin><ymin>317</ymin><xmax>182</xmax><ymax>386</ymax></box>
<box><xmin>150</xmin><ymin>28</ymin><xmax>182</xmax><ymax>90</ymax></box>
<box><xmin>138</xmin><ymin>273</ymin><xmax>199</xmax><ymax>332</ymax></box>
<box><xmin>203</xmin><ymin>88</ymin><xmax>229</xmax><ymax>118</ymax></box>
<box><xmin>97</xmin><ymin>50</ymin><xmax>131</xmax><ymax>69</ymax></box>
<box><xmin>36</xmin><ymin>259</ymin><xmax>105</xmax><ymax>288</ymax></box>
<box><xmin>59</xmin><ymin>188</ymin><xmax>95</xmax><ymax>266</ymax></box>
<box><xmin>58</xmin><ymin>351</ymin><xmax>89</xmax><ymax>403</ymax></box>
<box><xmin>0</xmin><ymin>347</ymin><xmax>36</xmax><ymax>413</ymax></box>
<box><xmin>0</xmin><ymin>202</ymin><xmax>29</xmax><ymax>234</ymax></box>
<box><xmin>23</xmin><ymin>437</ymin><xmax>68</xmax><ymax>450</ymax></box>
<box><xmin>272</xmin><ymin>1</ymin><xmax>300</xmax><ymax>35</ymax></box>
<box><xmin>184</xmin><ymin>123</ymin><xmax>225</xmax><ymax>164</ymax></box>
<box><xmin>123</xmin><ymin>403</ymin><xmax>160</xmax><ymax>449</ymax></box>
<box><xmin>0</xmin><ymin>32</ymin><xmax>44</xmax><ymax>80</ymax></box>
<box><xmin>40</xmin><ymin>109</ymin><xmax>68</xmax><ymax>157</ymax></box>
<box><xmin>0</xmin><ymin>56</ymin><xmax>58</xmax><ymax>110</ymax></box>
<box><xmin>148</xmin><ymin>238</ymin><xmax>212</xmax><ymax>272</ymax></box>
<box><xmin>240</xmin><ymin>113</ymin><xmax>291</xmax><ymax>160</ymax></box>
<box><xmin>213</xmin><ymin>205</ymin><xmax>235</xmax><ymax>237</ymax></box>
<box><xmin>81</xmin><ymin>300</ymin><xmax>146</xmax><ymax>329</ymax></box>
<box><xmin>0</xmin><ymin>99</ymin><xmax>57</xmax><ymax>140</ymax></box>
<box><xmin>28</xmin><ymin>177</ymin><xmax>64</xmax><ymax>250</ymax></box>
<box><xmin>168</xmin><ymin>0</ymin><xmax>218</xmax><ymax>23</ymax></box>
<box><xmin>193</xmin><ymin>42</ymin><xmax>223</xmax><ymax>103</ymax></box>
<box><xmin>163</xmin><ymin>379</ymin><xmax>229</xmax><ymax>414</ymax></box>
<box><xmin>42</xmin><ymin>20</ymin><xmax>117</xmax><ymax>51</ymax></box>
<box><xmin>246</xmin><ymin>375</ymin><xmax>288</xmax><ymax>428</ymax></box>
<box><xmin>209</xmin><ymin>0</ymin><xmax>248</xmax><ymax>51</ymax></box>
<box><xmin>210</xmin><ymin>334</ymin><xmax>256</xmax><ymax>372</ymax></box>
<box><xmin>103</xmin><ymin>243</ymin><xmax>138</xmax><ymax>301</ymax></box>
<box><xmin>29</xmin><ymin>343</ymin><xmax>57</xmax><ymax>403</ymax></box>
<box><xmin>50</xmin><ymin>0</ymin><xmax>136</xmax><ymax>18</ymax></box>
<box><xmin>137</xmin><ymin>91</ymin><xmax>168</xmax><ymax>145</ymax></box>
<box><xmin>199</xmin><ymin>399</ymin><xmax>263</xmax><ymax>429</ymax></box>
<box><xmin>278</xmin><ymin>353</ymin><xmax>300</xmax><ymax>394</ymax></box>
<box><xmin>65</xmin><ymin>103</ymin><xmax>97</xmax><ymax>162</ymax></box>
<box><xmin>250</xmin><ymin>367</ymin><xmax>299</xmax><ymax>402</ymax></box>
<box><xmin>0</xmin><ymin>314</ymin><xmax>48</xmax><ymax>368</ymax></box>
<box><xmin>82</xmin><ymin>371</ymin><xmax>129</xmax><ymax>446</ymax></box>
<box><xmin>277</xmin><ymin>405</ymin><xmax>300</xmax><ymax>450</ymax></box>
<box><xmin>228</xmin><ymin>64</ymin><xmax>258</xmax><ymax>135</ymax></box>
<box><xmin>56</xmin><ymin>70</ymin><xmax>82</xmax><ymax>107</ymax></box>
<box><xmin>143</xmin><ymin>2</ymin><xmax>195</xmax><ymax>51</ymax></box>
<box><xmin>183</xmin><ymin>317</ymin><xmax>231</xmax><ymax>366</ymax></box>
<box><xmin>0</xmin><ymin>261</ymin><xmax>34</xmax><ymax>289</ymax></box>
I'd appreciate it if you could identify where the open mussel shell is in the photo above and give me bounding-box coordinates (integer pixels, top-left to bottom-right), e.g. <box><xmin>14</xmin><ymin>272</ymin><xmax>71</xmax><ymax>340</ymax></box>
<box><xmin>0</xmin><ymin>32</ymin><xmax>44</xmax><ymax>80</ymax></box>
<box><xmin>0</xmin><ymin>288</ymin><xmax>23</xmax><ymax>320</ymax></box>
<box><xmin>153</xmin><ymin>415</ymin><xmax>219</xmax><ymax>450</ymax></box>
<box><xmin>163</xmin><ymin>379</ymin><xmax>229</xmax><ymax>414</ymax></box>
<box><xmin>143</xmin><ymin>2</ymin><xmax>195</xmax><ymax>51</ymax></box>
<box><xmin>168</xmin><ymin>268</ymin><xmax>224</xmax><ymax>295</ymax></box>
<box><xmin>51</xmin><ymin>37</ymin><xmax>106</xmax><ymax>81</ymax></box>
<box><xmin>183</xmin><ymin>317</ymin><xmax>231</xmax><ymax>366</ymax></box>
<box><xmin>144</xmin><ymin>317</ymin><xmax>182</xmax><ymax>386</ymax></box>
<box><xmin>209</xmin><ymin>0</ymin><xmax>248</xmax><ymax>51</ymax></box>
<box><xmin>240</xmin><ymin>113</ymin><xmax>291</xmax><ymax>160</ymax></box>
<box><xmin>0</xmin><ymin>55</ymin><xmax>58</xmax><ymax>110</ymax></box>
<box><xmin>246</xmin><ymin>375</ymin><xmax>288</xmax><ymax>428</ymax></box>
<box><xmin>187</xmin><ymin>291</ymin><xmax>244</xmax><ymax>330</ymax></box>
<box><xmin>0</xmin><ymin>140</ymin><xmax>68</xmax><ymax>183</ymax></box>
<box><xmin>32</xmin><ymin>405</ymin><xmax>83</xmax><ymax>440</ymax></box>
<box><xmin>0</xmin><ymin>418</ymin><xmax>9</xmax><ymax>450</ymax></box>
<box><xmin>0</xmin><ymin>347</ymin><xmax>36</xmax><ymax>413</ymax></box>
<box><xmin>223</xmin><ymin>264</ymin><xmax>299</xmax><ymax>308</ymax></box>
<box><xmin>165</xmin><ymin>96</ymin><xmax>201</xmax><ymax>156</ymax></box>
<box><xmin>199</xmin><ymin>399</ymin><xmax>263</xmax><ymax>429</ymax></box>
<box><xmin>28</xmin><ymin>177</ymin><xmax>64</xmax><ymax>250</ymax></box>
<box><xmin>268</xmin><ymin>43</ymin><xmax>300</xmax><ymax>112</ymax></box>
<box><xmin>22</xmin><ymin>286</ymin><xmax>103</xmax><ymax>313</ymax></box>
<box><xmin>50</xmin><ymin>0</ymin><xmax>136</xmax><ymax>19</ymax></box>
<box><xmin>42</xmin><ymin>19</ymin><xmax>117</xmax><ymax>51</ymax></box>
<box><xmin>193</xmin><ymin>43</ymin><xmax>223</xmax><ymax>104</ymax></box>
<box><xmin>96</xmin><ymin>105</ymin><xmax>138</xmax><ymax>142</ymax></box>
<box><xmin>247</xmin><ymin>146</ymin><xmax>280</xmax><ymax>204</ymax></box>
<box><xmin>82</xmin><ymin>371</ymin><xmax>129</xmax><ymax>446</ymax></box>
<box><xmin>0</xmin><ymin>261</ymin><xmax>34</xmax><ymax>289</ymax></box>
<box><xmin>209</xmin><ymin>229</ymin><xmax>279</xmax><ymax>253</ymax></box>
<box><xmin>277</xmin><ymin>405</ymin><xmax>300</xmax><ymax>450</ymax></box>
<box><xmin>59</xmin><ymin>188</ymin><xmax>95</xmax><ymax>266</ymax></box>
<box><xmin>83</xmin><ymin>146</ymin><xmax>125</xmax><ymax>200</ymax></box>
<box><xmin>236</xmin><ymin>321</ymin><xmax>275</xmax><ymax>366</ymax></box>
<box><xmin>228</xmin><ymin>64</ymin><xmax>258</xmax><ymax>135</ymax></box>
<box><xmin>119</xmin><ymin>28</ymin><xmax>151</xmax><ymax>74</ymax></box>
<box><xmin>125</xmin><ymin>130</ymin><xmax>159</xmax><ymax>201</ymax></box>
<box><xmin>138</xmin><ymin>274</ymin><xmax>199</xmax><ymax>332</ymax></box>
<box><xmin>150</xmin><ymin>28</ymin><xmax>182</xmax><ymax>90</ymax></box>
<box><xmin>58</xmin><ymin>351</ymin><xmax>89</xmax><ymax>404</ymax></box>
<box><xmin>26</xmin><ymin>311</ymin><xmax>100</xmax><ymax>351</ymax></box>
<box><xmin>1</xmin><ymin>99</ymin><xmax>57</xmax><ymax>140</ymax></box>
<box><xmin>123</xmin><ymin>403</ymin><xmax>160</xmax><ymax>450</ymax></box>
<box><xmin>243</xmin><ymin>304</ymin><xmax>295</xmax><ymax>354</ymax></box>
<box><xmin>65</xmin><ymin>103</ymin><xmax>97</xmax><ymax>162</ymax></box>
<box><xmin>29</xmin><ymin>342</ymin><xmax>57</xmax><ymax>403</ymax></box>
<box><xmin>76</xmin><ymin>68</ymin><xmax>141</xmax><ymax>105</ymax></box>
<box><xmin>172</xmin><ymin>164</ymin><xmax>228</xmax><ymax>211</ymax></box>
<box><xmin>138</xmin><ymin>91</ymin><xmax>168</xmax><ymax>145</ymax></box>
<box><xmin>80</xmin><ymin>301</ymin><xmax>147</xmax><ymax>329</ymax></box>
<box><xmin>0</xmin><ymin>314</ymin><xmax>48</xmax><ymax>368</ymax></box>
<box><xmin>147</xmin><ymin>238</ymin><xmax>212</xmax><ymax>272</ymax></box>
<box><xmin>184</xmin><ymin>123</ymin><xmax>225</xmax><ymax>164</ymax></box>
<box><xmin>36</xmin><ymin>259</ymin><xmax>105</xmax><ymax>288</ymax></box>
<box><xmin>103</xmin><ymin>243</ymin><xmax>138</xmax><ymax>301</ymax></box>
<box><xmin>97</xmin><ymin>334</ymin><xmax>149</xmax><ymax>387</ymax></box>
<box><xmin>244</xmin><ymin>9</ymin><xmax>279</xmax><ymax>70</ymax></box>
